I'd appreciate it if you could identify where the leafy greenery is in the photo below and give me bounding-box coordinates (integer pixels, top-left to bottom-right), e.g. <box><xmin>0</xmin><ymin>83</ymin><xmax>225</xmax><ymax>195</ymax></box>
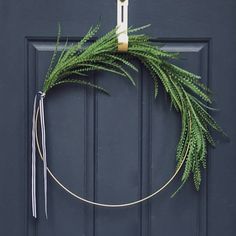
<box><xmin>44</xmin><ymin>24</ymin><xmax>226</xmax><ymax>193</ymax></box>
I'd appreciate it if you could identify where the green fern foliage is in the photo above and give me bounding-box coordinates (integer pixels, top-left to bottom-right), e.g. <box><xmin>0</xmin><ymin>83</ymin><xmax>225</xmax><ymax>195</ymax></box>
<box><xmin>44</xmin><ymin>24</ymin><xmax>226</xmax><ymax>192</ymax></box>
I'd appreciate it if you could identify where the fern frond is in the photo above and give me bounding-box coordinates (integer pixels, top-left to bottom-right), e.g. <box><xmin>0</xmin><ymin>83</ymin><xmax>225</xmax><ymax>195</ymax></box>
<box><xmin>54</xmin><ymin>79</ymin><xmax>109</xmax><ymax>95</ymax></box>
<box><xmin>42</xmin><ymin>24</ymin><xmax>226</xmax><ymax>194</ymax></box>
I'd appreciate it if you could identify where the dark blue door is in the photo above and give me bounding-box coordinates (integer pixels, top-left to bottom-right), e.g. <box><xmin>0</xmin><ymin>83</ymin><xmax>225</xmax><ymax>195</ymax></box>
<box><xmin>0</xmin><ymin>1</ymin><xmax>235</xmax><ymax>235</ymax></box>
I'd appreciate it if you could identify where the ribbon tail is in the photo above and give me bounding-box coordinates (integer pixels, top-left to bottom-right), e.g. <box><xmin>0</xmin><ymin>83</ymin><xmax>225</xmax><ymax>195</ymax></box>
<box><xmin>31</xmin><ymin>94</ymin><xmax>37</xmax><ymax>218</ymax></box>
<box><xmin>39</xmin><ymin>94</ymin><xmax>48</xmax><ymax>219</ymax></box>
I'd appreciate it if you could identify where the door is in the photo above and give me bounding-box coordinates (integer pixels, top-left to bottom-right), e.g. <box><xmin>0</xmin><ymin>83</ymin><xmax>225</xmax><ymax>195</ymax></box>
<box><xmin>0</xmin><ymin>1</ymin><xmax>235</xmax><ymax>235</ymax></box>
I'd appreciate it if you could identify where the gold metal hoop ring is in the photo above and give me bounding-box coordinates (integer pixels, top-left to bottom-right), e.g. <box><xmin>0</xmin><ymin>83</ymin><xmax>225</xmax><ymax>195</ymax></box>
<box><xmin>35</xmin><ymin>106</ymin><xmax>191</xmax><ymax>207</ymax></box>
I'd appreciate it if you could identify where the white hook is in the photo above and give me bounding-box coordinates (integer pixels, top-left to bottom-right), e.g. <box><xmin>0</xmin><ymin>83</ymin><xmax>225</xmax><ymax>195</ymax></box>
<box><xmin>117</xmin><ymin>0</ymin><xmax>129</xmax><ymax>52</ymax></box>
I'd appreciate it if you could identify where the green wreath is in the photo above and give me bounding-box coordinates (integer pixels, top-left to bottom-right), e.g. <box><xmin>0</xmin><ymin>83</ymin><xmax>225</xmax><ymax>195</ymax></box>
<box><xmin>32</xmin><ymin>24</ymin><xmax>226</xmax><ymax>217</ymax></box>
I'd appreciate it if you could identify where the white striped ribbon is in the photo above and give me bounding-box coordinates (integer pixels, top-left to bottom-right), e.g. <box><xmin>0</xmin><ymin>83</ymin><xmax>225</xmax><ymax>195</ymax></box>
<box><xmin>32</xmin><ymin>91</ymin><xmax>48</xmax><ymax>219</ymax></box>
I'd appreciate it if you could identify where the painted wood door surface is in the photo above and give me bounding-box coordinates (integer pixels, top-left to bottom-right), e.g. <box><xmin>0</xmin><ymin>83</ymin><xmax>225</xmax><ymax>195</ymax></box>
<box><xmin>0</xmin><ymin>1</ymin><xmax>235</xmax><ymax>235</ymax></box>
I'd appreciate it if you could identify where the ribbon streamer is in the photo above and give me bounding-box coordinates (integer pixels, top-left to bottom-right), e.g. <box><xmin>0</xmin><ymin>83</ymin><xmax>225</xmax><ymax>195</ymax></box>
<box><xmin>31</xmin><ymin>94</ymin><xmax>37</xmax><ymax>218</ymax></box>
<box><xmin>31</xmin><ymin>91</ymin><xmax>48</xmax><ymax>219</ymax></box>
